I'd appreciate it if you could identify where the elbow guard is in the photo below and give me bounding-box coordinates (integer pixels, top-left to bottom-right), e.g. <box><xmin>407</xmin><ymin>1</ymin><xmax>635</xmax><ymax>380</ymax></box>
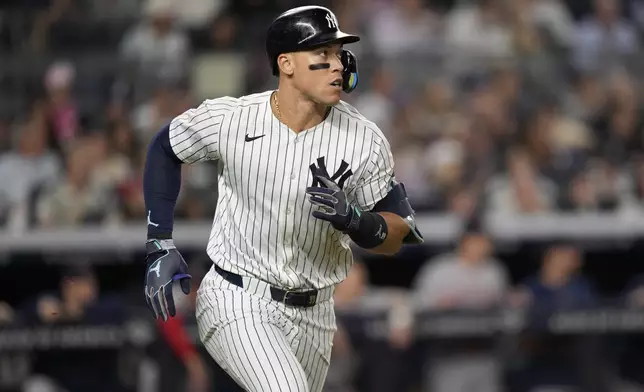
<box><xmin>372</xmin><ymin>181</ymin><xmax>424</xmax><ymax>244</ymax></box>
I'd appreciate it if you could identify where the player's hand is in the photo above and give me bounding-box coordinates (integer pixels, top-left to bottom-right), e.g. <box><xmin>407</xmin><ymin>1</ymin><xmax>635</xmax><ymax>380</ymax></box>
<box><xmin>144</xmin><ymin>239</ymin><xmax>192</xmax><ymax>321</ymax></box>
<box><xmin>306</xmin><ymin>175</ymin><xmax>361</xmax><ymax>233</ymax></box>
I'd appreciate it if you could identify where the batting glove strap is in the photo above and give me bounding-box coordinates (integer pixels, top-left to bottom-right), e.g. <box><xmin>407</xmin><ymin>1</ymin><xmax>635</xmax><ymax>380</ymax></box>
<box><xmin>145</xmin><ymin>239</ymin><xmax>176</xmax><ymax>260</ymax></box>
<box><xmin>342</xmin><ymin>205</ymin><xmax>362</xmax><ymax>233</ymax></box>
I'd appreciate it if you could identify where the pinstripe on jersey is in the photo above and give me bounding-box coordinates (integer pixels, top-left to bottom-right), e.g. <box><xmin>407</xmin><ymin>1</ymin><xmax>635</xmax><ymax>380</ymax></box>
<box><xmin>168</xmin><ymin>90</ymin><xmax>395</xmax><ymax>290</ymax></box>
<box><xmin>196</xmin><ymin>270</ymin><xmax>336</xmax><ymax>392</ymax></box>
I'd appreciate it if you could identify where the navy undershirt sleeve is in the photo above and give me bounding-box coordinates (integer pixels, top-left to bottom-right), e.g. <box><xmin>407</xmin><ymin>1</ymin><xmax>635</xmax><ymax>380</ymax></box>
<box><xmin>143</xmin><ymin>124</ymin><xmax>183</xmax><ymax>239</ymax></box>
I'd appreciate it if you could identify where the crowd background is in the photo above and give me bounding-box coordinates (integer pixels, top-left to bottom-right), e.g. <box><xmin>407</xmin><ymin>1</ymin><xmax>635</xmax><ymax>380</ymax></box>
<box><xmin>2</xmin><ymin>0</ymin><xmax>644</xmax><ymax>391</ymax></box>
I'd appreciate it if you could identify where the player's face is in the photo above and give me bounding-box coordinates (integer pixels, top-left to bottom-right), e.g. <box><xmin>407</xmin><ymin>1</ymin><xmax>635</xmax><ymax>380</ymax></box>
<box><xmin>292</xmin><ymin>43</ymin><xmax>344</xmax><ymax>105</ymax></box>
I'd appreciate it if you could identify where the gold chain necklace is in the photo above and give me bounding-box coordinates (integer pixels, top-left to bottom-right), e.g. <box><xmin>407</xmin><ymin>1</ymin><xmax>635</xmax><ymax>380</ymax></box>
<box><xmin>273</xmin><ymin>92</ymin><xmax>282</xmax><ymax>123</ymax></box>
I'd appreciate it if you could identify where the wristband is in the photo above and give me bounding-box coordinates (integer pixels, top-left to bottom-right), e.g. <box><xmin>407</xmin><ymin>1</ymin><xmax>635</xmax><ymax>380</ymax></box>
<box><xmin>348</xmin><ymin>211</ymin><xmax>388</xmax><ymax>249</ymax></box>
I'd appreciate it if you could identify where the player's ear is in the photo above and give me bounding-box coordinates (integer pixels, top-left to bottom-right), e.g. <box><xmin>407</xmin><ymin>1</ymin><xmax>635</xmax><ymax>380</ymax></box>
<box><xmin>277</xmin><ymin>53</ymin><xmax>295</xmax><ymax>76</ymax></box>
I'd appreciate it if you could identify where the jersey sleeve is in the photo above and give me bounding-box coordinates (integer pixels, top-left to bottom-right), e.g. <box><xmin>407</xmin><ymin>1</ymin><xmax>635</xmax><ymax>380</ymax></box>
<box><xmin>168</xmin><ymin>99</ymin><xmax>230</xmax><ymax>163</ymax></box>
<box><xmin>353</xmin><ymin>132</ymin><xmax>395</xmax><ymax>212</ymax></box>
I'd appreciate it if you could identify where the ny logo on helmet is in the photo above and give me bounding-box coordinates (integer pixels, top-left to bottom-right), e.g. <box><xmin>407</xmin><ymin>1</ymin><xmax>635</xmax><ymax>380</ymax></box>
<box><xmin>309</xmin><ymin>157</ymin><xmax>353</xmax><ymax>189</ymax></box>
<box><xmin>326</xmin><ymin>13</ymin><xmax>337</xmax><ymax>29</ymax></box>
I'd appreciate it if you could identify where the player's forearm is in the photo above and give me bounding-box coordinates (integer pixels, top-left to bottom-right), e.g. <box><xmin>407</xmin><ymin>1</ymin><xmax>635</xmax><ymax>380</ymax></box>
<box><xmin>143</xmin><ymin>124</ymin><xmax>183</xmax><ymax>239</ymax></box>
<box><xmin>366</xmin><ymin>212</ymin><xmax>409</xmax><ymax>256</ymax></box>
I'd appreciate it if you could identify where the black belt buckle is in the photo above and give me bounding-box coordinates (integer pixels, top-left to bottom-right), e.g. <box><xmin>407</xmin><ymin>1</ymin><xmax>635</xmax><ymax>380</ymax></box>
<box><xmin>272</xmin><ymin>287</ymin><xmax>318</xmax><ymax>308</ymax></box>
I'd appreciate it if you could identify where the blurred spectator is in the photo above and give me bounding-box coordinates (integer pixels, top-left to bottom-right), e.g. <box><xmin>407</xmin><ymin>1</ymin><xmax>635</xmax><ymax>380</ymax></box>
<box><xmin>43</xmin><ymin>60</ymin><xmax>80</xmax><ymax>149</ymax></box>
<box><xmin>564</xmin><ymin>71</ymin><xmax>607</xmax><ymax>123</ymax></box>
<box><xmin>413</xmin><ymin>219</ymin><xmax>508</xmax><ymax>310</ymax></box>
<box><xmin>367</xmin><ymin>0</ymin><xmax>442</xmax><ymax>58</ymax></box>
<box><xmin>351</xmin><ymin>65</ymin><xmax>397</xmax><ymax>140</ymax></box>
<box><xmin>593</xmin><ymin>70</ymin><xmax>643</xmax><ymax>165</ymax></box>
<box><xmin>404</xmin><ymin>79</ymin><xmax>459</xmax><ymax>144</ymax></box>
<box><xmin>119</xmin><ymin>0</ymin><xmax>191</xmax><ymax>104</ymax></box>
<box><xmin>0</xmin><ymin>114</ymin><xmax>62</xmax><ymax>230</ymax></box>
<box><xmin>486</xmin><ymin>147</ymin><xmax>558</xmax><ymax>214</ymax></box>
<box><xmin>208</xmin><ymin>11</ymin><xmax>240</xmax><ymax>50</ymax></box>
<box><xmin>131</xmin><ymin>82</ymin><xmax>184</xmax><ymax>141</ymax></box>
<box><xmin>515</xmin><ymin>0</ymin><xmax>575</xmax><ymax>49</ymax></box>
<box><xmin>445</xmin><ymin>0</ymin><xmax>514</xmax><ymax>77</ymax></box>
<box><xmin>515</xmin><ymin>242</ymin><xmax>596</xmax><ymax>319</ymax></box>
<box><xmin>98</xmin><ymin>121</ymin><xmax>139</xmax><ymax>188</ymax></box>
<box><xmin>412</xmin><ymin>220</ymin><xmax>507</xmax><ymax>392</ymax></box>
<box><xmin>20</xmin><ymin>266</ymin><xmax>128</xmax><ymax>392</ymax></box>
<box><xmin>36</xmin><ymin>136</ymin><xmax>117</xmax><ymax>226</ymax></box>
<box><xmin>509</xmin><ymin>243</ymin><xmax>603</xmax><ymax>392</ymax></box>
<box><xmin>572</xmin><ymin>0</ymin><xmax>639</xmax><ymax>73</ymax></box>
<box><xmin>172</xmin><ymin>0</ymin><xmax>226</xmax><ymax>29</ymax></box>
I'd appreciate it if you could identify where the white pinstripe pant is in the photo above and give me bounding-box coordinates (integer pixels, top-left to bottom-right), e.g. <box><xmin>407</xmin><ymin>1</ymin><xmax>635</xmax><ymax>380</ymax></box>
<box><xmin>196</xmin><ymin>265</ymin><xmax>337</xmax><ymax>392</ymax></box>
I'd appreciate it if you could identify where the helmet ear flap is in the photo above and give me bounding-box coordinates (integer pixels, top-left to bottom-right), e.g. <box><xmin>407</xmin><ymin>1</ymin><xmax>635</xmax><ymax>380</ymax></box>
<box><xmin>341</xmin><ymin>49</ymin><xmax>358</xmax><ymax>93</ymax></box>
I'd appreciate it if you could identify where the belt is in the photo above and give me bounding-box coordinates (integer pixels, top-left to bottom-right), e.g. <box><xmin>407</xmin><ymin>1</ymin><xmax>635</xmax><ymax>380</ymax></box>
<box><xmin>214</xmin><ymin>265</ymin><xmax>321</xmax><ymax>308</ymax></box>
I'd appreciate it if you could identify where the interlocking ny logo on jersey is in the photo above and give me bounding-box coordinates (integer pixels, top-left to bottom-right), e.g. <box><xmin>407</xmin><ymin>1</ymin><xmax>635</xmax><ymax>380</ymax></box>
<box><xmin>309</xmin><ymin>157</ymin><xmax>353</xmax><ymax>189</ymax></box>
<box><xmin>326</xmin><ymin>13</ymin><xmax>337</xmax><ymax>29</ymax></box>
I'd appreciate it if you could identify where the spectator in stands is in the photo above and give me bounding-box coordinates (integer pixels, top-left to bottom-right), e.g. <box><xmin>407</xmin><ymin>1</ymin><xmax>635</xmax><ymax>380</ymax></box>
<box><xmin>21</xmin><ymin>265</ymin><xmax>128</xmax><ymax>392</ymax></box>
<box><xmin>517</xmin><ymin>242</ymin><xmax>596</xmax><ymax>319</ymax></box>
<box><xmin>97</xmin><ymin>121</ymin><xmax>139</xmax><ymax>190</ymax></box>
<box><xmin>486</xmin><ymin>147</ymin><xmax>558</xmax><ymax>214</ymax></box>
<box><xmin>593</xmin><ymin>70</ymin><xmax>643</xmax><ymax>166</ymax></box>
<box><xmin>43</xmin><ymin>60</ymin><xmax>80</xmax><ymax>149</ymax></box>
<box><xmin>405</xmin><ymin>79</ymin><xmax>459</xmax><ymax>145</ymax></box>
<box><xmin>351</xmin><ymin>65</ymin><xmax>397</xmax><ymax>142</ymax></box>
<box><xmin>445</xmin><ymin>0</ymin><xmax>514</xmax><ymax>77</ymax></box>
<box><xmin>572</xmin><ymin>0</ymin><xmax>639</xmax><ymax>73</ymax></box>
<box><xmin>332</xmin><ymin>261</ymin><xmax>414</xmax><ymax>392</ymax></box>
<box><xmin>131</xmin><ymin>80</ymin><xmax>184</xmax><ymax>142</ymax></box>
<box><xmin>0</xmin><ymin>113</ymin><xmax>62</xmax><ymax>230</ymax></box>
<box><xmin>367</xmin><ymin>0</ymin><xmax>443</xmax><ymax>59</ymax></box>
<box><xmin>21</xmin><ymin>265</ymin><xmax>114</xmax><ymax>325</ymax></box>
<box><xmin>564</xmin><ymin>71</ymin><xmax>607</xmax><ymax>123</ymax></box>
<box><xmin>119</xmin><ymin>0</ymin><xmax>191</xmax><ymax>104</ymax></box>
<box><xmin>412</xmin><ymin>219</ymin><xmax>508</xmax><ymax>392</ymax></box>
<box><xmin>207</xmin><ymin>11</ymin><xmax>239</xmax><ymax>50</ymax></box>
<box><xmin>512</xmin><ymin>0</ymin><xmax>575</xmax><ymax>50</ymax></box>
<box><xmin>36</xmin><ymin>136</ymin><xmax>117</xmax><ymax>226</ymax></box>
<box><xmin>537</xmin><ymin>98</ymin><xmax>594</xmax><ymax>186</ymax></box>
<box><xmin>510</xmin><ymin>242</ymin><xmax>602</xmax><ymax>391</ymax></box>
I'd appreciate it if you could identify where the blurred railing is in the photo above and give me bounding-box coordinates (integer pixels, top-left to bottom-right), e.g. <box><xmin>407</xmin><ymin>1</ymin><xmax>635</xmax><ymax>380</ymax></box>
<box><xmin>1</xmin><ymin>212</ymin><xmax>644</xmax><ymax>252</ymax></box>
<box><xmin>3</xmin><ymin>306</ymin><xmax>644</xmax><ymax>350</ymax></box>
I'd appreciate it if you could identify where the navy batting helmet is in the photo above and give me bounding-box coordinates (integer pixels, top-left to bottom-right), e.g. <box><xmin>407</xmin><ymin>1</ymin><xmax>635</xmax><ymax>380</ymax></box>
<box><xmin>266</xmin><ymin>6</ymin><xmax>360</xmax><ymax>93</ymax></box>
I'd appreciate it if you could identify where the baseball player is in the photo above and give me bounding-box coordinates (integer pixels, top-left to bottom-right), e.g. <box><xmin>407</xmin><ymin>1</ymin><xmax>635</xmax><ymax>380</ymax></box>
<box><xmin>142</xmin><ymin>5</ymin><xmax>424</xmax><ymax>391</ymax></box>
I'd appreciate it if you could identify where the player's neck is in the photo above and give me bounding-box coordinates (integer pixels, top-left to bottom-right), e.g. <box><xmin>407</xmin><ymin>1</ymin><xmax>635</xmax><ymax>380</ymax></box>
<box><xmin>272</xmin><ymin>88</ymin><xmax>330</xmax><ymax>133</ymax></box>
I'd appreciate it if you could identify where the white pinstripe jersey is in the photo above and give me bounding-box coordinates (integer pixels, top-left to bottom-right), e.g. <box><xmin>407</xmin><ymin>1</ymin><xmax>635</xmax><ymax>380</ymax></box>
<box><xmin>169</xmin><ymin>90</ymin><xmax>395</xmax><ymax>290</ymax></box>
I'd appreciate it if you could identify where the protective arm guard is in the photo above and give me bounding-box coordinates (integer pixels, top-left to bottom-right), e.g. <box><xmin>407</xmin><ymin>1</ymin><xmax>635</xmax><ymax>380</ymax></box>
<box><xmin>372</xmin><ymin>181</ymin><xmax>424</xmax><ymax>244</ymax></box>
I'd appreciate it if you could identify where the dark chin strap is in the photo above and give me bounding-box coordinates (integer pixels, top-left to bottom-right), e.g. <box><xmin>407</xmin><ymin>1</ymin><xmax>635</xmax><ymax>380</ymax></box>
<box><xmin>309</xmin><ymin>63</ymin><xmax>330</xmax><ymax>70</ymax></box>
